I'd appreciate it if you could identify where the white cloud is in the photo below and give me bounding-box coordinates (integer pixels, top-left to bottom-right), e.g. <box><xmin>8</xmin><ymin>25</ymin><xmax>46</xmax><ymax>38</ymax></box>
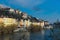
<box><xmin>14</xmin><ymin>0</ymin><xmax>45</xmax><ymax>8</ymax></box>
<box><xmin>1</xmin><ymin>0</ymin><xmax>46</xmax><ymax>12</ymax></box>
<box><xmin>0</xmin><ymin>4</ymin><xmax>10</xmax><ymax>8</ymax></box>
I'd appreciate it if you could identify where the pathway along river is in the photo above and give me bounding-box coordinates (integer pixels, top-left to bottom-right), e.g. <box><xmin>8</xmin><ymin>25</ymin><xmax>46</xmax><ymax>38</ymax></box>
<box><xmin>0</xmin><ymin>28</ymin><xmax>60</xmax><ymax>40</ymax></box>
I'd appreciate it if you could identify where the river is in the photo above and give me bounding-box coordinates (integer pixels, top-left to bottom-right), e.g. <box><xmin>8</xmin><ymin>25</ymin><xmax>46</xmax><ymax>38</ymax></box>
<box><xmin>0</xmin><ymin>28</ymin><xmax>60</xmax><ymax>40</ymax></box>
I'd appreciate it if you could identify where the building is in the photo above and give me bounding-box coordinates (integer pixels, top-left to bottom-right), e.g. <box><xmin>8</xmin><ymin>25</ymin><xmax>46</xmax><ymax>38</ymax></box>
<box><xmin>9</xmin><ymin>8</ymin><xmax>14</xmax><ymax>13</ymax></box>
<box><xmin>19</xmin><ymin>19</ymin><xmax>31</xmax><ymax>28</ymax></box>
<box><xmin>44</xmin><ymin>21</ymin><xmax>49</xmax><ymax>26</ymax></box>
<box><xmin>22</xmin><ymin>13</ymin><xmax>28</xmax><ymax>19</ymax></box>
<box><xmin>40</xmin><ymin>20</ymin><xmax>45</xmax><ymax>28</ymax></box>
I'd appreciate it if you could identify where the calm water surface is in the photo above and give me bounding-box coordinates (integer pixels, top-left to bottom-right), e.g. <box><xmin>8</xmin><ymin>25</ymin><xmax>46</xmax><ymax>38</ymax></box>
<box><xmin>0</xmin><ymin>29</ymin><xmax>60</xmax><ymax>40</ymax></box>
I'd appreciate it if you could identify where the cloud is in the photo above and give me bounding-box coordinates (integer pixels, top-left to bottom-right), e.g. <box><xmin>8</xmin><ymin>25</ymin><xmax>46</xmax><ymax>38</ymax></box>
<box><xmin>0</xmin><ymin>0</ymin><xmax>45</xmax><ymax>11</ymax></box>
<box><xmin>0</xmin><ymin>4</ymin><xmax>10</xmax><ymax>8</ymax></box>
<box><xmin>14</xmin><ymin>0</ymin><xmax>46</xmax><ymax>8</ymax></box>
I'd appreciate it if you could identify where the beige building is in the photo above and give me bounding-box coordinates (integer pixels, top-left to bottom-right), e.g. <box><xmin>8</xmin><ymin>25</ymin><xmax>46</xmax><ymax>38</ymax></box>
<box><xmin>19</xmin><ymin>19</ymin><xmax>49</xmax><ymax>29</ymax></box>
<box><xmin>24</xmin><ymin>19</ymin><xmax>31</xmax><ymax>27</ymax></box>
<box><xmin>40</xmin><ymin>21</ymin><xmax>45</xmax><ymax>28</ymax></box>
<box><xmin>32</xmin><ymin>22</ymin><xmax>40</xmax><ymax>26</ymax></box>
<box><xmin>19</xmin><ymin>19</ymin><xmax>31</xmax><ymax>28</ymax></box>
<box><xmin>19</xmin><ymin>19</ymin><xmax>24</xmax><ymax>27</ymax></box>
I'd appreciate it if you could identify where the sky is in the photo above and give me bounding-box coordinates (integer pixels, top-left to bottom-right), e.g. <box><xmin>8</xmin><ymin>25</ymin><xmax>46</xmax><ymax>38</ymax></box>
<box><xmin>0</xmin><ymin>0</ymin><xmax>60</xmax><ymax>23</ymax></box>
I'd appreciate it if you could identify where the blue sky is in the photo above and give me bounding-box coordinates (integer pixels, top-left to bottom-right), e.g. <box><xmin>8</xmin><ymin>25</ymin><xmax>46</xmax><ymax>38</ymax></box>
<box><xmin>0</xmin><ymin>0</ymin><xmax>60</xmax><ymax>23</ymax></box>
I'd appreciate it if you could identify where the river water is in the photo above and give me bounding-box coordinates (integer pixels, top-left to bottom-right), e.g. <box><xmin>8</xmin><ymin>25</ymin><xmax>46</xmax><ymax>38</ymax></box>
<box><xmin>0</xmin><ymin>28</ymin><xmax>60</xmax><ymax>40</ymax></box>
<box><xmin>30</xmin><ymin>29</ymin><xmax>53</xmax><ymax>40</ymax></box>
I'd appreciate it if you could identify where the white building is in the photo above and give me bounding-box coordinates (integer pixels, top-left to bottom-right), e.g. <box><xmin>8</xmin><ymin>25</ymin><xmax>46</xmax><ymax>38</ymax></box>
<box><xmin>9</xmin><ymin>8</ymin><xmax>14</xmax><ymax>12</ymax></box>
<box><xmin>22</xmin><ymin>13</ymin><xmax>28</xmax><ymax>19</ymax></box>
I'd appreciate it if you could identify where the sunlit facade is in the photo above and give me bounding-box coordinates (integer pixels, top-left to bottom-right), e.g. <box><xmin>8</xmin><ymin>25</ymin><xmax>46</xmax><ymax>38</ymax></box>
<box><xmin>22</xmin><ymin>13</ymin><xmax>28</xmax><ymax>19</ymax></box>
<box><xmin>19</xmin><ymin>19</ymin><xmax>24</xmax><ymax>27</ymax></box>
<box><xmin>0</xmin><ymin>18</ymin><xmax>18</xmax><ymax>27</ymax></box>
<box><xmin>40</xmin><ymin>21</ymin><xmax>44</xmax><ymax>28</ymax></box>
<box><xmin>9</xmin><ymin>9</ymin><xmax>14</xmax><ymax>12</ymax></box>
<box><xmin>19</xmin><ymin>19</ymin><xmax>31</xmax><ymax>28</ymax></box>
<box><xmin>19</xmin><ymin>19</ymin><xmax>47</xmax><ymax>28</ymax></box>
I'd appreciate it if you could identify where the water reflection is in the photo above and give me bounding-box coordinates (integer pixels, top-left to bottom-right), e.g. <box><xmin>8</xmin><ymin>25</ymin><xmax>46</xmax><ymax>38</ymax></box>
<box><xmin>0</xmin><ymin>34</ymin><xmax>14</xmax><ymax>40</ymax></box>
<box><xmin>0</xmin><ymin>28</ymin><xmax>60</xmax><ymax>40</ymax></box>
<box><xmin>30</xmin><ymin>29</ymin><xmax>53</xmax><ymax>40</ymax></box>
<box><xmin>0</xmin><ymin>31</ymin><xmax>30</xmax><ymax>40</ymax></box>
